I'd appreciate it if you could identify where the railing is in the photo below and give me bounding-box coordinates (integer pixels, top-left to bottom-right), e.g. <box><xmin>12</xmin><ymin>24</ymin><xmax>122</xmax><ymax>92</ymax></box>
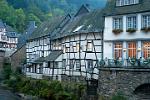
<box><xmin>99</xmin><ymin>58</ymin><xmax>150</xmax><ymax>68</ymax></box>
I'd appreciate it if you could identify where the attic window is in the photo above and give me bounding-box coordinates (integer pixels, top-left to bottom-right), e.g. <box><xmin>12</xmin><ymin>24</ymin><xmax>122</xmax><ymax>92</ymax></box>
<box><xmin>73</xmin><ymin>25</ymin><xmax>84</xmax><ymax>32</ymax></box>
<box><xmin>116</xmin><ymin>0</ymin><xmax>139</xmax><ymax>6</ymax></box>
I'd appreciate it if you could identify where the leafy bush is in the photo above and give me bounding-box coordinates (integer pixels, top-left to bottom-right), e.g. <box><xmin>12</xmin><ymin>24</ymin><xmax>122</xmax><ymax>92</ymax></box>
<box><xmin>2</xmin><ymin>62</ymin><xmax>12</xmax><ymax>80</ymax></box>
<box><xmin>111</xmin><ymin>92</ymin><xmax>127</xmax><ymax>100</ymax></box>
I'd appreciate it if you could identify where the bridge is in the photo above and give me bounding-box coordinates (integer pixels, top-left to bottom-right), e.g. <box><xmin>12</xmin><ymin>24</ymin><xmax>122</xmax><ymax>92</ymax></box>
<box><xmin>98</xmin><ymin>66</ymin><xmax>150</xmax><ymax>99</ymax></box>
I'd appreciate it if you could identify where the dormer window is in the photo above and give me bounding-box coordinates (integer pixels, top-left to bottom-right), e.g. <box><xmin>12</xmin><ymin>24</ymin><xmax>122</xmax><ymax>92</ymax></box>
<box><xmin>116</xmin><ymin>0</ymin><xmax>139</xmax><ymax>6</ymax></box>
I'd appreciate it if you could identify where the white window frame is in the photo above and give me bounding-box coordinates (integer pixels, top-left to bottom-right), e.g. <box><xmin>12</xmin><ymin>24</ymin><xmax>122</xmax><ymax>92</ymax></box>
<box><xmin>127</xmin><ymin>16</ymin><xmax>137</xmax><ymax>29</ymax></box>
<box><xmin>87</xmin><ymin>40</ymin><xmax>93</xmax><ymax>52</ymax></box>
<box><xmin>143</xmin><ymin>42</ymin><xmax>150</xmax><ymax>58</ymax></box>
<box><xmin>128</xmin><ymin>42</ymin><xmax>137</xmax><ymax>58</ymax></box>
<box><xmin>62</xmin><ymin>59</ymin><xmax>66</xmax><ymax>69</ymax></box>
<box><xmin>76</xmin><ymin>60</ymin><xmax>80</xmax><ymax>71</ymax></box>
<box><xmin>87</xmin><ymin>60</ymin><xmax>93</xmax><ymax>71</ymax></box>
<box><xmin>70</xmin><ymin>59</ymin><xmax>74</xmax><ymax>69</ymax></box>
<box><xmin>114</xmin><ymin>42</ymin><xmax>123</xmax><ymax>59</ymax></box>
<box><xmin>113</xmin><ymin>17</ymin><xmax>123</xmax><ymax>29</ymax></box>
<box><xmin>142</xmin><ymin>15</ymin><xmax>150</xmax><ymax>28</ymax></box>
<box><xmin>116</xmin><ymin>0</ymin><xmax>139</xmax><ymax>6</ymax></box>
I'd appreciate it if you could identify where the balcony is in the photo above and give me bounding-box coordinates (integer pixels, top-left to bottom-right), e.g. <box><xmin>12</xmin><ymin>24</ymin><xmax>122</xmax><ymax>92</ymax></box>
<box><xmin>99</xmin><ymin>58</ymin><xmax>150</xmax><ymax>69</ymax></box>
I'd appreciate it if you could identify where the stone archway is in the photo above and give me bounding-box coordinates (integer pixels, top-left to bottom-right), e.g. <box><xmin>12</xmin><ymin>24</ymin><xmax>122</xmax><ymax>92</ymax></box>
<box><xmin>134</xmin><ymin>83</ymin><xmax>150</xmax><ymax>100</ymax></box>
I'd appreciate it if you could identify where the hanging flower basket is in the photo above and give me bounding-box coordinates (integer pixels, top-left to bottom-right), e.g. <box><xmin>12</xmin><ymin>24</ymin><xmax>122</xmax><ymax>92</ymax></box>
<box><xmin>112</xmin><ymin>29</ymin><xmax>123</xmax><ymax>35</ymax></box>
<box><xmin>141</xmin><ymin>27</ymin><xmax>150</xmax><ymax>33</ymax></box>
<box><xmin>126</xmin><ymin>28</ymin><xmax>136</xmax><ymax>33</ymax></box>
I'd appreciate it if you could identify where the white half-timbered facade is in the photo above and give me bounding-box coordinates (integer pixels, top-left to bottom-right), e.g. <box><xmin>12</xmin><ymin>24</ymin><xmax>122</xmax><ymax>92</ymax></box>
<box><xmin>0</xmin><ymin>20</ymin><xmax>18</xmax><ymax>56</ymax></box>
<box><xmin>25</xmin><ymin>6</ymin><xmax>104</xmax><ymax>80</ymax></box>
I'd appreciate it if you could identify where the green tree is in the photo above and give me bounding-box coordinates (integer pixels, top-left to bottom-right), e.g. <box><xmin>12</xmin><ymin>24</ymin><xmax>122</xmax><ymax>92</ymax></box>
<box><xmin>15</xmin><ymin>8</ymin><xmax>26</xmax><ymax>32</ymax></box>
<box><xmin>27</xmin><ymin>13</ymin><xmax>41</xmax><ymax>25</ymax></box>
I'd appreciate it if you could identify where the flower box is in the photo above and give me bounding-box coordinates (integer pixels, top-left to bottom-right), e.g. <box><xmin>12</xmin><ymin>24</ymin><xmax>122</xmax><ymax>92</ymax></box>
<box><xmin>126</xmin><ymin>28</ymin><xmax>136</xmax><ymax>33</ymax></box>
<box><xmin>112</xmin><ymin>29</ymin><xmax>123</xmax><ymax>35</ymax></box>
<box><xmin>141</xmin><ymin>27</ymin><xmax>150</xmax><ymax>33</ymax></box>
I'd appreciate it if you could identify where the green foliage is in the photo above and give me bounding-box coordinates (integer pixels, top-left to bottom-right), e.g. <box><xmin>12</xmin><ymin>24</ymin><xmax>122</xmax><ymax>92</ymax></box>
<box><xmin>2</xmin><ymin>0</ymin><xmax>106</xmax><ymax>33</ymax></box>
<box><xmin>111</xmin><ymin>92</ymin><xmax>127</xmax><ymax>100</ymax></box>
<box><xmin>3</xmin><ymin>75</ymin><xmax>86</xmax><ymax>100</ymax></box>
<box><xmin>2</xmin><ymin>62</ymin><xmax>12</xmax><ymax>80</ymax></box>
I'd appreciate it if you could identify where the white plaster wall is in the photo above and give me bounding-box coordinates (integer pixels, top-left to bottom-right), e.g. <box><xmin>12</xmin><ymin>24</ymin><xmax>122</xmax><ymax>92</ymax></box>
<box><xmin>26</xmin><ymin>72</ymin><xmax>43</xmax><ymax>79</ymax></box>
<box><xmin>104</xmin><ymin>13</ymin><xmax>150</xmax><ymax>41</ymax></box>
<box><xmin>104</xmin><ymin>42</ymin><xmax>113</xmax><ymax>59</ymax></box>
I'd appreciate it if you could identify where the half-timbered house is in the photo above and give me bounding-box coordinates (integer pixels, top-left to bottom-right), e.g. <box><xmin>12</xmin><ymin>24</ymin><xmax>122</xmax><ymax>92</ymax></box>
<box><xmin>25</xmin><ymin>5</ymin><xmax>104</xmax><ymax>80</ymax></box>
<box><xmin>26</xmin><ymin>16</ymin><xmax>70</xmax><ymax>79</ymax></box>
<box><xmin>0</xmin><ymin>19</ymin><xmax>18</xmax><ymax>56</ymax></box>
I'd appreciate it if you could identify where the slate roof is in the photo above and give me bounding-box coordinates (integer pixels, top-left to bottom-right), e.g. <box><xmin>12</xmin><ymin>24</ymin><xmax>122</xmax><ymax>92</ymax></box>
<box><xmin>17</xmin><ymin>21</ymin><xmax>36</xmax><ymax>48</ymax></box>
<box><xmin>34</xmin><ymin>57</ymin><xmax>45</xmax><ymax>63</ymax></box>
<box><xmin>74</xmin><ymin>5</ymin><xmax>90</xmax><ymax>17</ymax></box>
<box><xmin>28</xmin><ymin>16</ymin><xmax>66</xmax><ymax>41</ymax></box>
<box><xmin>45</xmin><ymin>50</ymin><xmax>63</xmax><ymax>61</ymax></box>
<box><xmin>52</xmin><ymin>9</ymin><xmax>104</xmax><ymax>39</ymax></box>
<box><xmin>27</xmin><ymin>5</ymin><xmax>104</xmax><ymax>41</ymax></box>
<box><xmin>104</xmin><ymin>0</ymin><xmax>150</xmax><ymax>16</ymax></box>
<box><xmin>5</xmin><ymin>25</ymin><xmax>19</xmax><ymax>38</ymax></box>
<box><xmin>6</xmin><ymin>32</ymin><xmax>19</xmax><ymax>38</ymax></box>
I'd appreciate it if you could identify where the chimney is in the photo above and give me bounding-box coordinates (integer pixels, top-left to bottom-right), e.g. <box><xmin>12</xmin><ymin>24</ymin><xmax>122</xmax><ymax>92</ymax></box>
<box><xmin>29</xmin><ymin>21</ymin><xmax>37</xmax><ymax>28</ymax></box>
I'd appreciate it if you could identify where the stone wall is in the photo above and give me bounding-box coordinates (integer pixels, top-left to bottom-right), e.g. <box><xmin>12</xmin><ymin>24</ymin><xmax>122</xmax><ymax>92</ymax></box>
<box><xmin>0</xmin><ymin>50</ymin><xmax>5</xmax><ymax>70</ymax></box>
<box><xmin>10</xmin><ymin>45</ymin><xmax>26</xmax><ymax>71</ymax></box>
<box><xmin>98</xmin><ymin>68</ymin><xmax>150</xmax><ymax>98</ymax></box>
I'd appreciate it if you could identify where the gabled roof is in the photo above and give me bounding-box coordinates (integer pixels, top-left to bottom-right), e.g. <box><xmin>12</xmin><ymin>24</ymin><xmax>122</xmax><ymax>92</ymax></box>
<box><xmin>27</xmin><ymin>5</ymin><xmax>104</xmax><ymax>41</ymax></box>
<box><xmin>17</xmin><ymin>21</ymin><xmax>37</xmax><ymax>48</ymax></box>
<box><xmin>34</xmin><ymin>57</ymin><xmax>45</xmax><ymax>63</ymax></box>
<box><xmin>104</xmin><ymin>0</ymin><xmax>150</xmax><ymax>16</ymax></box>
<box><xmin>74</xmin><ymin>5</ymin><xmax>90</xmax><ymax>17</ymax></box>
<box><xmin>6</xmin><ymin>32</ymin><xmax>19</xmax><ymax>38</ymax></box>
<box><xmin>52</xmin><ymin>9</ymin><xmax>104</xmax><ymax>39</ymax></box>
<box><xmin>45</xmin><ymin>50</ymin><xmax>62</xmax><ymax>61</ymax></box>
<box><xmin>28</xmin><ymin>16</ymin><xmax>68</xmax><ymax>41</ymax></box>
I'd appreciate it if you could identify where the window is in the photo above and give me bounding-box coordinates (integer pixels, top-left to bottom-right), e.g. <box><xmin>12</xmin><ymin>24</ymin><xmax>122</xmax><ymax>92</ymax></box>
<box><xmin>128</xmin><ymin>42</ymin><xmax>136</xmax><ymax>58</ymax></box>
<box><xmin>116</xmin><ymin>0</ymin><xmax>139</xmax><ymax>6</ymax></box>
<box><xmin>76</xmin><ymin>43</ymin><xmax>80</xmax><ymax>52</ymax></box>
<box><xmin>113</xmin><ymin>18</ymin><xmax>123</xmax><ymax>29</ymax></box>
<box><xmin>114</xmin><ymin>42</ymin><xmax>123</xmax><ymax>59</ymax></box>
<box><xmin>39</xmin><ymin>64</ymin><xmax>43</xmax><ymax>74</ymax></box>
<box><xmin>127</xmin><ymin>16</ymin><xmax>137</xmax><ymax>29</ymax></box>
<box><xmin>76</xmin><ymin>60</ymin><xmax>80</xmax><ymax>71</ymax></box>
<box><xmin>70</xmin><ymin>59</ymin><xmax>74</xmax><ymax>69</ymax></box>
<box><xmin>143</xmin><ymin>42</ymin><xmax>150</xmax><ymax>58</ymax></box>
<box><xmin>87</xmin><ymin>41</ymin><xmax>93</xmax><ymax>51</ymax></box>
<box><xmin>54</xmin><ymin>62</ymin><xmax>59</xmax><ymax>69</ymax></box>
<box><xmin>87</xmin><ymin>60</ymin><xmax>93</xmax><ymax>71</ymax></box>
<box><xmin>142</xmin><ymin>15</ymin><xmax>150</xmax><ymax>28</ymax></box>
<box><xmin>116</xmin><ymin>0</ymin><xmax>123</xmax><ymax>6</ymax></box>
<box><xmin>62</xmin><ymin>59</ymin><xmax>66</xmax><ymax>69</ymax></box>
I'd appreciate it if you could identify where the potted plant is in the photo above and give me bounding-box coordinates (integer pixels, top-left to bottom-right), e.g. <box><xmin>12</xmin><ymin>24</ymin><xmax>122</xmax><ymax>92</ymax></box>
<box><xmin>126</xmin><ymin>28</ymin><xmax>136</xmax><ymax>33</ymax></box>
<box><xmin>129</xmin><ymin>57</ymin><xmax>136</xmax><ymax>66</ymax></box>
<box><xmin>141</xmin><ymin>27</ymin><xmax>150</xmax><ymax>33</ymax></box>
<box><xmin>112</xmin><ymin>29</ymin><xmax>123</xmax><ymax>35</ymax></box>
